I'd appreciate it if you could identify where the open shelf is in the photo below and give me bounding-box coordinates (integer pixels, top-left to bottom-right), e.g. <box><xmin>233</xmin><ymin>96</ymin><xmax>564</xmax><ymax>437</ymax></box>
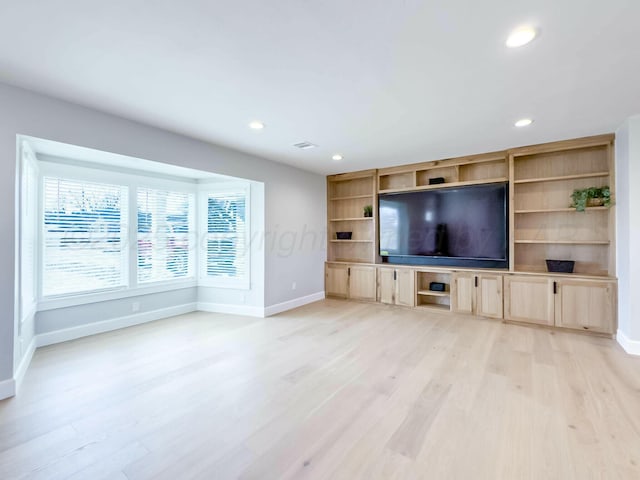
<box><xmin>514</xmin><ymin>240</ymin><xmax>610</xmax><ymax>245</ymax></box>
<box><xmin>515</xmin><ymin>207</ymin><xmax>608</xmax><ymax>214</ymax></box>
<box><xmin>513</xmin><ymin>171</ymin><xmax>609</xmax><ymax>184</ymax></box>
<box><xmin>330</xmin><ymin>194</ymin><xmax>374</xmax><ymax>201</ymax></box>
<box><xmin>329</xmin><ymin>217</ymin><xmax>374</xmax><ymax>222</ymax></box>
<box><xmin>330</xmin><ymin>239</ymin><xmax>373</xmax><ymax>243</ymax></box>
<box><xmin>417</xmin><ymin>290</ymin><xmax>450</xmax><ymax>297</ymax></box>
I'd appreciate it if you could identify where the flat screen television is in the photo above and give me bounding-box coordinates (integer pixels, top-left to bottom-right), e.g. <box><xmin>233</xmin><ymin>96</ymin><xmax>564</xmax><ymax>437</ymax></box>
<box><xmin>379</xmin><ymin>182</ymin><xmax>508</xmax><ymax>268</ymax></box>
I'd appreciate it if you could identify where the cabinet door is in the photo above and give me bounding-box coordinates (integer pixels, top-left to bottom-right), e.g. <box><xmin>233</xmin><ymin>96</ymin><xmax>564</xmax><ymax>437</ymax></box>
<box><xmin>378</xmin><ymin>268</ymin><xmax>395</xmax><ymax>304</ymax></box>
<box><xmin>555</xmin><ymin>280</ymin><xmax>616</xmax><ymax>334</ymax></box>
<box><xmin>395</xmin><ymin>269</ymin><xmax>415</xmax><ymax>307</ymax></box>
<box><xmin>451</xmin><ymin>273</ymin><xmax>475</xmax><ymax>314</ymax></box>
<box><xmin>325</xmin><ymin>264</ymin><xmax>349</xmax><ymax>298</ymax></box>
<box><xmin>476</xmin><ymin>274</ymin><xmax>503</xmax><ymax>319</ymax></box>
<box><xmin>349</xmin><ymin>265</ymin><xmax>377</xmax><ymax>301</ymax></box>
<box><xmin>504</xmin><ymin>276</ymin><xmax>554</xmax><ymax>326</ymax></box>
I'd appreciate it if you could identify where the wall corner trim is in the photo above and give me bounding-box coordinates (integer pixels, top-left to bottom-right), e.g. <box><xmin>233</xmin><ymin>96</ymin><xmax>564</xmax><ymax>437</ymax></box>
<box><xmin>0</xmin><ymin>378</ymin><xmax>16</xmax><ymax>401</ymax></box>
<box><xmin>264</xmin><ymin>291</ymin><xmax>326</xmax><ymax>317</ymax></box>
<box><xmin>616</xmin><ymin>329</ymin><xmax>640</xmax><ymax>356</ymax></box>
<box><xmin>35</xmin><ymin>303</ymin><xmax>198</xmax><ymax>348</ymax></box>
<box><xmin>14</xmin><ymin>337</ymin><xmax>37</xmax><ymax>393</ymax></box>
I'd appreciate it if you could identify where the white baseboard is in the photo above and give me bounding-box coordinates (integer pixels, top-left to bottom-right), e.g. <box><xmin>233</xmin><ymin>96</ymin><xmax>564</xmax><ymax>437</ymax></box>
<box><xmin>197</xmin><ymin>302</ymin><xmax>265</xmax><ymax>318</ymax></box>
<box><xmin>617</xmin><ymin>329</ymin><xmax>640</xmax><ymax>355</ymax></box>
<box><xmin>36</xmin><ymin>303</ymin><xmax>198</xmax><ymax>347</ymax></box>
<box><xmin>14</xmin><ymin>337</ymin><xmax>36</xmax><ymax>392</ymax></box>
<box><xmin>0</xmin><ymin>378</ymin><xmax>16</xmax><ymax>401</ymax></box>
<box><xmin>264</xmin><ymin>291</ymin><xmax>325</xmax><ymax>317</ymax></box>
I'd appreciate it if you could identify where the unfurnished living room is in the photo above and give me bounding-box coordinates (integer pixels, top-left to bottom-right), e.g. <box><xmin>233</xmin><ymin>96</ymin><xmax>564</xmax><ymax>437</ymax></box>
<box><xmin>1</xmin><ymin>1</ymin><xmax>639</xmax><ymax>479</ymax></box>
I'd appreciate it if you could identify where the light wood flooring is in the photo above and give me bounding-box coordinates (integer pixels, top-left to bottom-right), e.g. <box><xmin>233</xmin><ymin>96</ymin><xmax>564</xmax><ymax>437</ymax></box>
<box><xmin>1</xmin><ymin>299</ymin><xmax>639</xmax><ymax>479</ymax></box>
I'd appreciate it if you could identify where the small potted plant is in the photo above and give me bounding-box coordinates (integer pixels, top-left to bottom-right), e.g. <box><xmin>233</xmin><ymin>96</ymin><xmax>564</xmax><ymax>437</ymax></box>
<box><xmin>570</xmin><ymin>186</ymin><xmax>611</xmax><ymax>212</ymax></box>
<box><xmin>363</xmin><ymin>205</ymin><xmax>373</xmax><ymax>217</ymax></box>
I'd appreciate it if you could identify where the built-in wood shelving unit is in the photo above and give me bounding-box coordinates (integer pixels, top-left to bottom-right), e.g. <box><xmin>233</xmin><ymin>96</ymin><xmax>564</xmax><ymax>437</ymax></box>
<box><xmin>327</xmin><ymin>170</ymin><xmax>377</xmax><ymax>264</ymax></box>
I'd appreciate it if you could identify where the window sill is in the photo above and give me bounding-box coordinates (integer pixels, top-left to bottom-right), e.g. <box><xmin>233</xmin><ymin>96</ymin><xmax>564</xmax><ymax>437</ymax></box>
<box><xmin>37</xmin><ymin>278</ymin><xmax>197</xmax><ymax>311</ymax></box>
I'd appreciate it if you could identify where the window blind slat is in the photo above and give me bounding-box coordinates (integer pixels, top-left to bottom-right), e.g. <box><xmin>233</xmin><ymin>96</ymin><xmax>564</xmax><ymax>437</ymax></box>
<box><xmin>206</xmin><ymin>191</ymin><xmax>247</xmax><ymax>279</ymax></box>
<box><xmin>43</xmin><ymin>177</ymin><xmax>127</xmax><ymax>296</ymax></box>
<box><xmin>137</xmin><ymin>188</ymin><xmax>193</xmax><ymax>283</ymax></box>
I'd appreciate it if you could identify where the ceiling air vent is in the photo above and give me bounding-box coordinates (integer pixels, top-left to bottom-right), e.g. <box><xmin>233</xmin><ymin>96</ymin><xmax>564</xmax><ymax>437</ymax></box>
<box><xmin>292</xmin><ymin>141</ymin><xmax>317</xmax><ymax>150</ymax></box>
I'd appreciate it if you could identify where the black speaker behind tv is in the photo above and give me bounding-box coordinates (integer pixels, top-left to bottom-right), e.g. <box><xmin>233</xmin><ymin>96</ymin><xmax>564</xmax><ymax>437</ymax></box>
<box><xmin>429</xmin><ymin>282</ymin><xmax>445</xmax><ymax>292</ymax></box>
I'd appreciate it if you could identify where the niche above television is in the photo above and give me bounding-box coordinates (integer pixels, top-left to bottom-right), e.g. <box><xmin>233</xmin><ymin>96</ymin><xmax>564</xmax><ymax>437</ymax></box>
<box><xmin>379</xmin><ymin>182</ymin><xmax>509</xmax><ymax>268</ymax></box>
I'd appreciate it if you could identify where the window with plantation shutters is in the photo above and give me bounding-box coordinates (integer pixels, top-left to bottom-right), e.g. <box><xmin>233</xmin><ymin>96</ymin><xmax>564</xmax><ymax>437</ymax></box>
<box><xmin>137</xmin><ymin>188</ymin><xmax>194</xmax><ymax>283</ymax></box>
<box><xmin>204</xmin><ymin>188</ymin><xmax>249</xmax><ymax>286</ymax></box>
<box><xmin>42</xmin><ymin>177</ymin><xmax>128</xmax><ymax>296</ymax></box>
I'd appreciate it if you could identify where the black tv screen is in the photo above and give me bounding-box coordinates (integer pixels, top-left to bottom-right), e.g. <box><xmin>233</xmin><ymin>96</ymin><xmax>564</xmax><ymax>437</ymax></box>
<box><xmin>379</xmin><ymin>183</ymin><xmax>508</xmax><ymax>268</ymax></box>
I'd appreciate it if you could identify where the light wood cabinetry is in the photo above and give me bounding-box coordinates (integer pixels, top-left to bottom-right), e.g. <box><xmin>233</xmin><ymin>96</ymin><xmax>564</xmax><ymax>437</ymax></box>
<box><xmin>325</xmin><ymin>134</ymin><xmax>618</xmax><ymax>338</ymax></box>
<box><xmin>510</xmin><ymin>135</ymin><xmax>615</xmax><ymax>276</ymax></box>
<box><xmin>504</xmin><ymin>275</ymin><xmax>554</xmax><ymax>326</ymax></box>
<box><xmin>504</xmin><ymin>275</ymin><xmax>616</xmax><ymax>333</ymax></box>
<box><xmin>378</xmin><ymin>268</ymin><xmax>415</xmax><ymax>307</ymax></box>
<box><xmin>325</xmin><ymin>263</ymin><xmax>349</xmax><ymax>298</ymax></box>
<box><xmin>348</xmin><ymin>265</ymin><xmax>377</xmax><ymax>301</ymax></box>
<box><xmin>451</xmin><ymin>273</ymin><xmax>503</xmax><ymax>319</ymax></box>
<box><xmin>554</xmin><ymin>279</ymin><xmax>616</xmax><ymax>333</ymax></box>
<box><xmin>327</xmin><ymin>171</ymin><xmax>377</xmax><ymax>264</ymax></box>
<box><xmin>326</xmin><ymin>263</ymin><xmax>377</xmax><ymax>301</ymax></box>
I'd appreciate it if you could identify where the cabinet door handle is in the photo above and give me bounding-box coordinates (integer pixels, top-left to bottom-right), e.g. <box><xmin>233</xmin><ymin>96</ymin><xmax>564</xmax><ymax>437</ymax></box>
<box><xmin>394</xmin><ymin>270</ymin><xmax>397</xmax><ymax>281</ymax></box>
<box><xmin>474</xmin><ymin>276</ymin><xmax>478</xmax><ymax>288</ymax></box>
<box><xmin>348</xmin><ymin>267</ymin><xmax>351</xmax><ymax>276</ymax></box>
<box><xmin>553</xmin><ymin>281</ymin><xmax>557</xmax><ymax>294</ymax></box>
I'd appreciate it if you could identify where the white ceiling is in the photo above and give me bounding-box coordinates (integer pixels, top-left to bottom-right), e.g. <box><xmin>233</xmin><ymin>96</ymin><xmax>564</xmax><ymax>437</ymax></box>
<box><xmin>1</xmin><ymin>1</ymin><xmax>639</xmax><ymax>175</ymax></box>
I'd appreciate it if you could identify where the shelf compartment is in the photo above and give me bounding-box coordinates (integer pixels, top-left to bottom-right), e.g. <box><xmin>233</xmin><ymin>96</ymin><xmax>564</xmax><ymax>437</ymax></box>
<box><xmin>415</xmin><ymin>271</ymin><xmax>451</xmax><ymax>310</ymax></box>
<box><xmin>379</xmin><ymin>171</ymin><xmax>415</xmax><ymax>191</ymax></box>
<box><xmin>329</xmin><ymin>176</ymin><xmax>374</xmax><ymax>199</ymax></box>
<box><xmin>416</xmin><ymin>166</ymin><xmax>458</xmax><ymax>187</ymax></box>
<box><xmin>513</xmin><ymin>210</ymin><xmax>609</xmax><ymax>244</ymax></box>
<box><xmin>458</xmin><ymin>159</ymin><xmax>507</xmax><ymax>182</ymax></box>
<box><xmin>379</xmin><ymin>177</ymin><xmax>508</xmax><ymax>194</ymax></box>
<box><xmin>514</xmin><ymin>243</ymin><xmax>610</xmax><ymax>276</ymax></box>
<box><xmin>512</xmin><ymin>145</ymin><xmax>609</xmax><ymax>182</ymax></box>
<box><xmin>513</xmin><ymin>176</ymin><xmax>610</xmax><ymax>211</ymax></box>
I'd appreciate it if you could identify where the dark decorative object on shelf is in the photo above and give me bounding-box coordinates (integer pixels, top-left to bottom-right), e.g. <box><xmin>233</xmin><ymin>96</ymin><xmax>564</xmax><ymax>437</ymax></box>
<box><xmin>363</xmin><ymin>205</ymin><xmax>373</xmax><ymax>217</ymax></box>
<box><xmin>336</xmin><ymin>231</ymin><xmax>353</xmax><ymax>240</ymax></box>
<box><xmin>429</xmin><ymin>177</ymin><xmax>445</xmax><ymax>185</ymax></box>
<box><xmin>429</xmin><ymin>282</ymin><xmax>446</xmax><ymax>292</ymax></box>
<box><xmin>546</xmin><ymin>259</ymin><xmax>575</xmax><ymax>273</ymax></box>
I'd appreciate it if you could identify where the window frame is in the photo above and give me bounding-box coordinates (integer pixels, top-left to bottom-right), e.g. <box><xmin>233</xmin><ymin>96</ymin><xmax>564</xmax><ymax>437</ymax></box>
<box><xmin>36</xmin><ymin>161</ymin><xmax>198</xmax><ymax>311</ymax></box>
<box><xmin>198</xmin><ymin>182</ymin><xmax>251</xmax><ymax>290</ymax></box>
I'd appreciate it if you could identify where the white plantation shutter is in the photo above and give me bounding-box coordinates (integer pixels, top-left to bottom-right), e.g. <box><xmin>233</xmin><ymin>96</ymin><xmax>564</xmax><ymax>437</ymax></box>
<box><xmin>205</xmin><ymin>189</ymin><xmax>249</xmax><ymax>285</ymax></box>
<box><xmin>42</xmin><ymin>177</ymin><xmax>128</xmax><ymax>296</ymax></box>
<box><xmin>137</xmin><ymin>188</ymin><xmax>194</xmax><ymax>283</ymax></box>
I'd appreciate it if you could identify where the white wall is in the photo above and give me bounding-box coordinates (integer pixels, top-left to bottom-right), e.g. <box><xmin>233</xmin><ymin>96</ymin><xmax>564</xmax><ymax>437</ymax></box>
<box><xmin>0</xmin><ymin>81</ymin><xmax>326</xmax><ymax>392</ymax></box>
<box><xmin>616</xmin><ymin>115</ymin><xmax>640</xmax><ymax>354</ymax></box>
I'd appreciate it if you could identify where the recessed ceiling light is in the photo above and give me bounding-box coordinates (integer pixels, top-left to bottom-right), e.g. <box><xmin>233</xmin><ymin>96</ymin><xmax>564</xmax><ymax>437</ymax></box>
<box><xmin>506</xmin><ymin>26</ymin><xmax>537</xmax><ymax>48</ymax></box>
<box><xmin>332</xmin><ymin>154</ymin><xmax>343</xmax><ymax>161</ymax></box>
<box><xmin>515</xmin><ymin>118</ymin><xmax>533</xmax><ymax>127</ymax></box>
<box><xmin>248</xmin><ymin>121</ymin><xmax>265</xmax><ymax>130</ymax></box>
